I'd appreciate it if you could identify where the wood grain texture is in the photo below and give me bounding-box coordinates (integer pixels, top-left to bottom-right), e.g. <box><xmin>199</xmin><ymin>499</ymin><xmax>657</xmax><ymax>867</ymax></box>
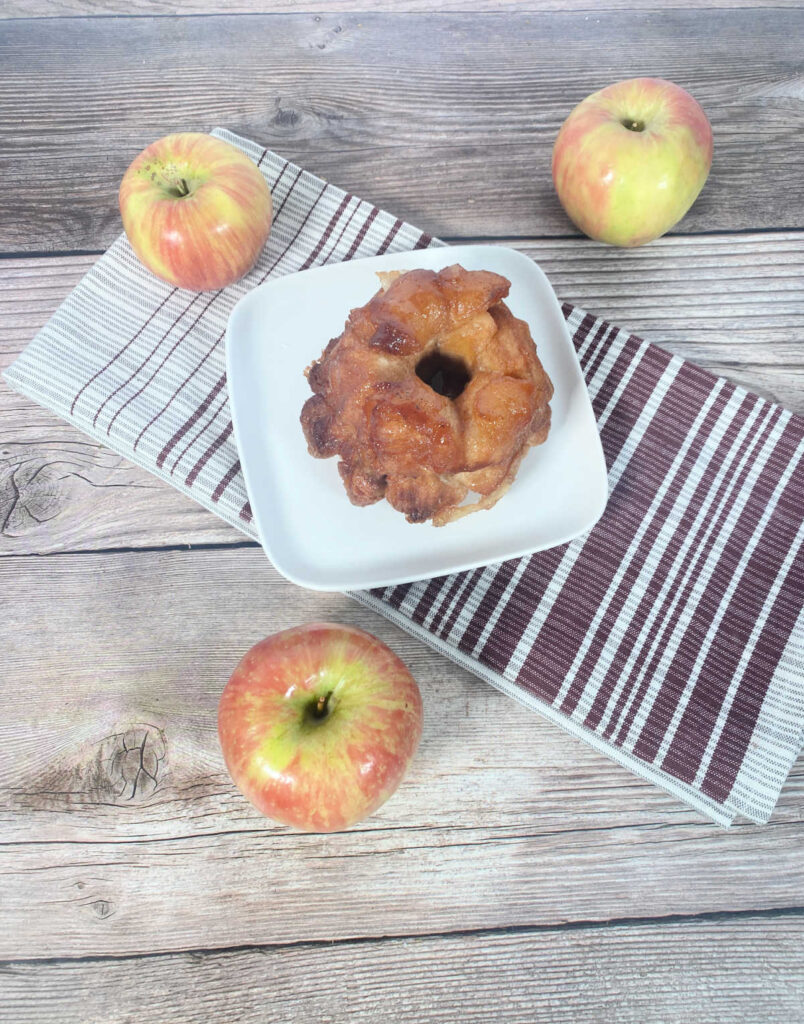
<box><xmin>2</xmin><ymin>232</ymin><xmax>802</xmax><ymax>556</ymax></box>
<box><xmin>4</xmin><ymin>0</ymin><xmax>799</xmax><ymax>17</ymax></box>
<box><xmin>0</xmin><ymin>545</ymin><xmax>802</xmax><ymax>958</ymax></box>
<box><xmin>3</xmin><ymin>915</ymin><xmax>803</xmax><ymax>1023</ymax></box>
<box><xmin>1</xmin><ymin>10</ymin><xmax>803</xmax><ymax>250</ymax></box>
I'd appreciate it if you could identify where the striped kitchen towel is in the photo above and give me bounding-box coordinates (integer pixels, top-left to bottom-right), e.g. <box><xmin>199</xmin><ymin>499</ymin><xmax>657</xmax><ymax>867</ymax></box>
<box><xmin>4</xmin><ymin>129</ymin><xmax>803</xmax><ymax>826</ymax></box>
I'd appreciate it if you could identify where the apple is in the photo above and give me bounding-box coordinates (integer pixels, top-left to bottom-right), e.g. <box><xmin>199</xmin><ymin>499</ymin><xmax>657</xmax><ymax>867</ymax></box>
<box><xmin>552</xmin><ymin>78</ymin><xmax>713</xmax><ymax>247</ymax></box>
<box><xmin>218</xmin><ymin>623</ymin><xmax>423</xmax><ymax>832</ymax></box>
<box><xmin>119</xmin><ymin>132</ymin><xmax>272</xmax><ymax>291</ymax></box>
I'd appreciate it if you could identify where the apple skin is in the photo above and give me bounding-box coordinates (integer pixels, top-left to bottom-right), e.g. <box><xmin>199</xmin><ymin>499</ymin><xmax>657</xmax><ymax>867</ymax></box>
<box><xmin>552</xmin><ymin>78</ymin><xmax>713</xmax><ymax>247</ymax></box>
<box><xmin>218</xmin><ymin>623</ymin><xmax>423</xmax><ymax>832</ymax></box>
<box><xmin>119</xmin><ymin>132</ymin><xmax>272</xmax><ymax>291</ymax></box>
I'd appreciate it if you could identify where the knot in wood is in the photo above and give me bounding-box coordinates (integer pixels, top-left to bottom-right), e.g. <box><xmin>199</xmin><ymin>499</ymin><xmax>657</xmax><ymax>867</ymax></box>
<box><xmin>272</xmin><ymin>105</ymin><xmax>301</xmax><ymax>128</ymax></box>
<box><xmin>0</xmin><ymin>444</ymin><xmax>125</xmax><ymax>539</ymax></box>
<box><xmin>0</xmin><ymin>453</ymin><xmax>65</xmax><ymax>536</ymax></box>
<box><xmin>88</xmin><ymin>899</ymin><xmax>116</xmax><ymax>920</ymax></box>
<box><xmin>99</xmin><ymin>725</ymin><xmax>167</xmax><ymax>803</ymax></box>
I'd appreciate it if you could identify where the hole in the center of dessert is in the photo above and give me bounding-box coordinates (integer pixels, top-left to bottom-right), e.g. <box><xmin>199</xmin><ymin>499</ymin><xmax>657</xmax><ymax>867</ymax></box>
<box><xmin>415</xmin><ymin>351</ymin><xmax>471</xmax><ymax>400</ymax></box>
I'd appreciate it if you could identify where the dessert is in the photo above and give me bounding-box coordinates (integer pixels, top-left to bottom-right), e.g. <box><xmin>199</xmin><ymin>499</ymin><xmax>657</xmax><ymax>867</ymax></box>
<box><xmin>300</xmin><ymin>264</ymin><xmax>553</xmax><ymax>526</ymax></box>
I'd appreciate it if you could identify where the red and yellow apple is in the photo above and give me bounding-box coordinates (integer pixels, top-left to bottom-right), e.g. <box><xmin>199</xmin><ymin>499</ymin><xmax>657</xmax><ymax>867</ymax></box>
<box><xmin>552</xmin><ymin>78</ymin><xmax>713</xmax><ymax>247</ymax></box>
<box><xmin>218</xmin><ymin>623</ymin><xmax>423</xmax><ymax>832</ymax></box>
<box><xmin>119</xmin><ymin>132</ymin><xmax>272</xmax><ymax>291</ymax></box>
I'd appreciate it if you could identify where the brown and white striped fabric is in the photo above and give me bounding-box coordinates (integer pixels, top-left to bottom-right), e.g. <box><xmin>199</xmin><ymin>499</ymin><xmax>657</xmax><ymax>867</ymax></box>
<box><xmin>4</xmin><ymin>129</ymin><xmax>802</xmax><ymax>825</ymax></box>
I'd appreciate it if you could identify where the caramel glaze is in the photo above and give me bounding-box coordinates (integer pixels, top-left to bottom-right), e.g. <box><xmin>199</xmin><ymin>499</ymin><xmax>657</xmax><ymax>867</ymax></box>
<box><xmin>301</xmin><ymin>264</ymin><xmax>553</xmax><ymax>526</ymax></box>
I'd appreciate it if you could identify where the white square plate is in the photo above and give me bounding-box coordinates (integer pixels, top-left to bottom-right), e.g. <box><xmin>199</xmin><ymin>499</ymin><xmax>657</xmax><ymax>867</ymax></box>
<box><xmin>226</xmin><ymin>244</ymin><xmax>608</xmax><ymax>591</ymax></box>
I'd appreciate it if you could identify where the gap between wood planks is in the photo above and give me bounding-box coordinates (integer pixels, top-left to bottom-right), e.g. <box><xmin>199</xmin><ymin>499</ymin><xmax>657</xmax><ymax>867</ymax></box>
<box><xmin>0</xmin><ymin>540</ymin><xmax>260</xmax><ymax>558</ymax></box>
<box><xmin>2</xmin><ymin>904</ymin><xmax>802</xmax><ymax>968</ymax></box>
<box><xmin>2</xmin><ymin>226</ymin><xmax>804</xmax><ymax>261</ymax></box>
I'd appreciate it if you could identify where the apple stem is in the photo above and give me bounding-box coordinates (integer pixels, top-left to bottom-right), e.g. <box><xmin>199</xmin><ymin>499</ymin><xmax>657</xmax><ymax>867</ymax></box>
<box><xmin>177</xmin><ymin>178</ymin><xmax>190</xmax><ymax>197</ymax></box>
<box><xmin>311</xmin><ymin>691</ymin><xmax>333</xmax><ymax>720</ymax></box>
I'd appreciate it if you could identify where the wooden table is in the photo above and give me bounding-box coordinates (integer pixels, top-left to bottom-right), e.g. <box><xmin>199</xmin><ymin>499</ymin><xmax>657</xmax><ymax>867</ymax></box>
<box><xmin>2</xmin><ymin>3</ymin><xmax>803</xmax><ymax>1021</ymax></box>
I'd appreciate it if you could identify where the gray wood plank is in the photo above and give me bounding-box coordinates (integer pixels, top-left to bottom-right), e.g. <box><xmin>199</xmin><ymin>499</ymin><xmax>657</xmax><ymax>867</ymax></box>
<box><xmin>0</xmin><ymin>545</ymin><xmax>802</xmax><ymax>958</ymax></box>
<box><xmin>2</xmin><ymin>233</ymin><xmax>802</xmax><ymax>556</ymax></box>
<box><xmin>4</xmin><ymin>0</ymin><xmax>798</xmax><ymax>17</ymax></box>
<box><xmin>1</xmin><ymin>10</ymin><xmax>802</xmax><ymax>249</ymax></box>
<box><xmin>2</xmin><ymin>915</ymin><xmax>803</xmax><ymax>1023</ymax></box>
